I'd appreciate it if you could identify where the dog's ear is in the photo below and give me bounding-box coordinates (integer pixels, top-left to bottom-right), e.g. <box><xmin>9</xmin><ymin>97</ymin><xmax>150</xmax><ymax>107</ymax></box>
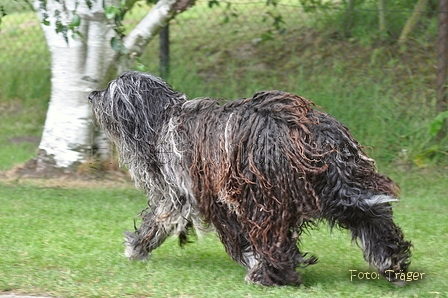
<box><xmin>108</xmin><ymin>71</ymin><xmax>186</xmax><ymax>142</ymax></box>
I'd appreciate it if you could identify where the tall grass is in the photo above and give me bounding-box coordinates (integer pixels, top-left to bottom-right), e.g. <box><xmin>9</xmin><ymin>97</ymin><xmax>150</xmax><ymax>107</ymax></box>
<box><xmin>0</xmin><ymin>12</ymin><xmax>49</xmax><ymax>170</ymax></box>
<box><xmin>0</xmin><ymin>10</ymin><xmax>50</xmax><ymax>102</ymax></box>
<box><xmin>300</xmin><ymin>0</ymin><xmax>439</xmax><ymax>44</ymax></box>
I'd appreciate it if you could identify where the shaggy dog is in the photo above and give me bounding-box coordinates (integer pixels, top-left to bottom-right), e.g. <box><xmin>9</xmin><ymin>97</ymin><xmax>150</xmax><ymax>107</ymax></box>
<box><xmin>89</xmin><ymin>71</ymin><xmax>411</xmax><ymax>286</ymax></box>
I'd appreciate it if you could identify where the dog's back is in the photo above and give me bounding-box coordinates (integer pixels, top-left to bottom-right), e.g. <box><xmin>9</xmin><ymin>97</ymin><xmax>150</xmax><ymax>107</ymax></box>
<box><xmin>175</xmin><ymin>90</ymin><xmax>410</xmax><ymax>285</ymax></box>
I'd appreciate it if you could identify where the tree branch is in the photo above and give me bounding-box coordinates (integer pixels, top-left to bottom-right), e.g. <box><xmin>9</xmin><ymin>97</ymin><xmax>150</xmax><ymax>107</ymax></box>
<box><xmin>123</xmin><ymin>0</ymin><xmax>179</xmax><ymax>57</ymax></box>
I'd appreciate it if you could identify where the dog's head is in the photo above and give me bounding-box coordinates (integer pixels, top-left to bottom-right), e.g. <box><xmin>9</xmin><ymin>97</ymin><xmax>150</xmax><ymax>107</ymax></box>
<box><xmin>89</xmin><ymin>71</ymin><xmax>186</xmax><ymax>142</ymax></box>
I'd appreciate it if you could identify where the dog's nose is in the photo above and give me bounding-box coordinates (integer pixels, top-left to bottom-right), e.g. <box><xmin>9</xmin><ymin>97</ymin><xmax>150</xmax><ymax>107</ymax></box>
<box><xmin>88</xmin><ymin>92</ymin><xmax>96</xmax><ymax>103</ymax></box>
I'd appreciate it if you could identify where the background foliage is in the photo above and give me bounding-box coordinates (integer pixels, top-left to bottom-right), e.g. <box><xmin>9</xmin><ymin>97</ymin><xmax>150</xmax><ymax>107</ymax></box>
<box><xmin>0</xmin><ymin>0</ymin><xmax>445</xmax><ymax>169</ymax></box>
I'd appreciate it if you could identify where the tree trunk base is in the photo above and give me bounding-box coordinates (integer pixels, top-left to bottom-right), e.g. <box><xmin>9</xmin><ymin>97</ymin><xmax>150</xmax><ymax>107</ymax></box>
<box><xmin>2</xmin><ymin>153</ymin><xmax>126</xmax><ymax>181</ymax></box>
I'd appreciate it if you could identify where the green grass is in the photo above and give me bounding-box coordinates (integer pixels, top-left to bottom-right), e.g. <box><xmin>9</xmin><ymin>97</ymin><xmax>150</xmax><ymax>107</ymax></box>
<box><xmin>0</xmin><ymin>170</ymin><xmax>447</xmax><ymax>297</ymax></box>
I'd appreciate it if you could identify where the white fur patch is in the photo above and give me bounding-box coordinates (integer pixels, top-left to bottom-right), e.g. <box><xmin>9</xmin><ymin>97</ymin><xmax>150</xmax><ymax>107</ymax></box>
<box><xmin>224</xmin><ymin>112</ymin><xmax>234</xmax><ymax>157</ymax></box>
<box><xmin>108</xmin><ymin>81</ymin><xmax>117</xmax><ymax>99</ymax></box>
<box><xmin>124</xmin><ymin>243</ymin><xmax>134</xmax><ymax>259</ymax></box>
<box><xmin>358</xmin><ymin>229</ymin><xmax>393</xmax><ymax>272</ymax></box>
<box><xmin>365</xmin><ymin>195</ymin><xmax>398</xmax><ymax>206</ymax></box>
<box><xmin>242</xmin><ymin>250</ymin><xmax>258</xmax><ymax>269</ymax></box>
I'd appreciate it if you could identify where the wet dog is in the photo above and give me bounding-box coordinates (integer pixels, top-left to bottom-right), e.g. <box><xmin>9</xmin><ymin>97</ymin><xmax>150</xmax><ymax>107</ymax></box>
<box><xmin>89</xmin><ymin>71</ymin><xmax>411</xmax><ymax>286</ymax></box>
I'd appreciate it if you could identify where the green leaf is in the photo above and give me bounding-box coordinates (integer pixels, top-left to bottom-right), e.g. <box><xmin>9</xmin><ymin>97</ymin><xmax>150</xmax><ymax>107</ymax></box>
<box><xmin>429</xmin><ymin>111</ymin><xmax>448</xmax><ymax>137</ymax></box>
<box><xmin>208</xmin><ymin>0</ymin><xmax>219</xmax><ymax>8</ymax></box>
<box><xmin>72</xmin><ymin>30</ymin><xmax>85</xmax><ymax>41</ymax></box>
<box><xmin>55</xmin><ymin>22</ymin><xmax>64</xmax><ymax>33</ymax></box>
<box><xmin>110</xmin><ymin>37</ymin><xmax>127</xmax><ymax>54</ymax></box>
<box><xmin>71</xmin><ymin>14</ymin><xmax>81</xmax><ymax>27</ymax></box>
<box><xmin>266</xmin><ymin>0</ymin><xmax>278</xmax><ymax>7</ymax></box>
<box><xmin>135</xmin><ymin>58</ymin><xmax>149</xmax><ymax>72</ymax></box>
<box><xmin>261</xmin><ymin>30</ymin><xmax>274</xmax><ymax>41</ymax></box>
<box><xmin>105</xmin><ymin>6</ymin><xmax>118</xmax><ymax>19</ymax></box>
<box><xmin>110</xmin><ymin>36</ymin><xmax>120</xmax><ymax>52</ymax></box>
<box><xmin>42</xmin><ymin>12</ymin><xmax>50</xmax><ymax>26</ymax></box>
<box><xmin>414</xmin><ymin>144</ymin><xmax>439</xmax><ymax>167</ymax></box>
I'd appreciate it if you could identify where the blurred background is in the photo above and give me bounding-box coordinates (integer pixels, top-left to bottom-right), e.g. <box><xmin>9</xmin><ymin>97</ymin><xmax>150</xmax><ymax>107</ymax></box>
<box><xmin>0</xmin><ymin>0</ymin><xmax>446</xmax><ymax>168</ymax></box>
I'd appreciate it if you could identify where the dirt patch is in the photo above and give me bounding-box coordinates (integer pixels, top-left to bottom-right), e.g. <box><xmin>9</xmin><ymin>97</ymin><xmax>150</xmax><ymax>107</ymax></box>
<box><xmin>0</xmin><ymin>295</ymin><xmax>51</xmax><ymax>298</ymax></box>
<box><xmin>0</xmin><ymin>158</ymin><xmax>134</xmax><ymax>189</ymax></box>
<box><xmin>7</xmin><ymin>136</ymin><xmax>40</xmax><ymax>144</ymax></box>
<box><xmin>0</xmin><ymin>290</ymin><xmax>51</xmax><ymax>298</ymax></box>
<box><xmin>0</xmin><ymin>101</ymin><xmax>23</xmax><ymax>116</ymax></box>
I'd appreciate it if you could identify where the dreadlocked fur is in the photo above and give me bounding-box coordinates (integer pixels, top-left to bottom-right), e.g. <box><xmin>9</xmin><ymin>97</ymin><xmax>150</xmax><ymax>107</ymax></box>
<box><xmin>89</xmin><ymin>71</ymin><xmax>411</xmax><ymax>286</ymax></box>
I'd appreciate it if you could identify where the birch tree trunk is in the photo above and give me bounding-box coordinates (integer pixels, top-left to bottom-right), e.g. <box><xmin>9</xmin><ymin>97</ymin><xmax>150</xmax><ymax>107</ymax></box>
<box><xmin>34</xmin><ymin>0</ymin><xmax>191</xmax><ymax>171</ymax></box>
<box><xmin>34</xmin><ymin>0</ymin><xmax>118</xmax><ymax>170</ymax></box>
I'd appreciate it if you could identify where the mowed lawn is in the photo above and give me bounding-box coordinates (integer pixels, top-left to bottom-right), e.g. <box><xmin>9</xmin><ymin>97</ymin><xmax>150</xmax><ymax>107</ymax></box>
<box><xmin>0</xmin><ymin>168</ymin><xmax>447</xmax><ymax>297</ymax></box>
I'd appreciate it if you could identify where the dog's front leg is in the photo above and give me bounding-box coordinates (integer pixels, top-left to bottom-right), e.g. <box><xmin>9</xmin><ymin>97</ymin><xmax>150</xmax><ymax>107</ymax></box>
<box><xmin>124</xmin><ymin>207</ymin><xmax>172</xmax><ymax>261</ymax></box>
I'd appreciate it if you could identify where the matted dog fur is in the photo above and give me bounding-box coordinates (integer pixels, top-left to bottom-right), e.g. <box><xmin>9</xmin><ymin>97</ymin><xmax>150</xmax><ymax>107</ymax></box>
<box><xmin>89</xmin><ymin>71</ymin><xmax>411</xmax><ymax>286</ymax></box>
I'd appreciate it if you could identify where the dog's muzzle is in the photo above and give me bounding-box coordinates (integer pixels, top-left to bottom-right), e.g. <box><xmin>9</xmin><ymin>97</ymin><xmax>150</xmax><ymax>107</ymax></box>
<box><xmin>88</xmin><ymin>91</ymin><xmax>98</xmax><ymax>103</ymax></box>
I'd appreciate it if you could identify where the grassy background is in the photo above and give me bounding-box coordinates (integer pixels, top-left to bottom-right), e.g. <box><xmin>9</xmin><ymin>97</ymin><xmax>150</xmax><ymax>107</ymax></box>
<box><xmin>1</xmin><ymin>0</ymin><xmax>448</xmax><ymax>297</ymax></box>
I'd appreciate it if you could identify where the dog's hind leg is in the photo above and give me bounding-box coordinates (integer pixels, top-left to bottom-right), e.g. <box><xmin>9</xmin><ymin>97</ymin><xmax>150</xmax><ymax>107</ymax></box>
<box><xmin>318</xmin><ymin>172</ymin><xmax>412</xmax><ymax>283</ymax></box>
<box><xmin>214</xmin><ymin>216</ymin><xmax>305</xmax><ymax>286</ymax></box>
<box><xmin>205</xmin><ymin>195</ymin><xmax>312</xmax><ymax>286</ymax></box>
<box><xmin>332</xmin><ymin>194</ymin><xmax>411</xmax><ymax>284</ymax></box>
<box><xmin>308</xmin><ymin>110</ymin><xmax>412</xmax><ymax>284</ymax></box>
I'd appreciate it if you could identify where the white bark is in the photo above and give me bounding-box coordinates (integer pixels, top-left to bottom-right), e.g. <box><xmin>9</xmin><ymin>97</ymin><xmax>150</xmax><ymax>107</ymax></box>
<box><xmin>124</xmin><ymin>0</ymin><xmax>178</xmax><ymax>56</ymax></box>
<box><xmin>35</xmin><ymin>0</ymin><xmax>118</xmax><ymax>168</ymax></box>
<box><xmin>34</xmin><ymin>0</ymin><xmax>182</xmax><ymax>169</ymax></box>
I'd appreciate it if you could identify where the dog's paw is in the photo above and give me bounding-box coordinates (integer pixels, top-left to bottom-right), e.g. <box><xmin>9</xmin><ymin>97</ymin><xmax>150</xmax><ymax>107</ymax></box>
<box><xmin>124</xmin><ymin>231</ymin><xmax>150</xmax><ymax>261</ymax></box>
<box><xmin>245</xmin><ymin>263</ymin><xmax>302</xmax><ymax>286</ymax></box>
